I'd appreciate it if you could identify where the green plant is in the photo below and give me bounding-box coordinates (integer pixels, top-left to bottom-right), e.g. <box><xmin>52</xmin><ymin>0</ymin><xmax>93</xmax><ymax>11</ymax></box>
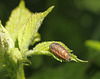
<box><xmin>0</xmin><ymin>0</ymin><xmax>87</xmax><ymax>79</ymax></box>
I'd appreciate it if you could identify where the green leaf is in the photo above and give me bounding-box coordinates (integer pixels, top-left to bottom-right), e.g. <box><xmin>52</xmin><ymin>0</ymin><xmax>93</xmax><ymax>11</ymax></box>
<box><xmin>31</xmin><ymin>32</ymin><xmax>41</xmax><ymax>45</ymax></box>
<box><xmin>69</xmin><ymin>53</ymin><xmax>88</xmax><ymax>62</ymax></box>
<box><xmin>5</xmin><ymin>0</ymin><xmax>32</xmax><ymax>43</ymax></box>
<box><xmin>85</xmin><ymin>40</ymin><xmax>100</xmax><ymax>51</ymax></box>
<box><xmin>0</xmin><ymin>21</ymin><xmax>14</xmax><ymax>68</ymax></box>
<box><xmin>26</xmin><ymin>41</ymin><xmax>87</xmax><ymax>62</ymax></box>
<box><xmin>18</xmin><ymin>6</ymin><xmax>54</xmax><ymax>51</ymax></box>
<box><xmin>8</xmin><ymin>48</ymin><xmax>23</xmax><ymax>63</ymax></box>
<box><xmin>0</xmin><ymin>21</ymin><xmax>14</xmax><ymax>52</ymax></box>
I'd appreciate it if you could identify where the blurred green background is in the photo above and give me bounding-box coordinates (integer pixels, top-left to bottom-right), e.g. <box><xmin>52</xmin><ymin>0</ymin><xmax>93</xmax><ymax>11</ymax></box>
<box><xmin>0</xmin><ymin>0</ymin><xmax>100</xmax><ymax>79</ymax></box>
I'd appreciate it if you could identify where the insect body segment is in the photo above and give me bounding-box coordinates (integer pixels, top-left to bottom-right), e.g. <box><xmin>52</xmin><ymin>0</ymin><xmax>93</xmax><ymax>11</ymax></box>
<box><xmin>49</xmin><ymin>43</ymin><xmax>71</xmax><ymax>61</ymax></box>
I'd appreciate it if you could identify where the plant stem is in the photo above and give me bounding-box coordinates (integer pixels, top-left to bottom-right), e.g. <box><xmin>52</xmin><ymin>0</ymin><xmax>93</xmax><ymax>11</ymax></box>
<box><xmin>17</xmin><ymin>61</ymin><xmax>25</xmax><ymax>79</ymax></box>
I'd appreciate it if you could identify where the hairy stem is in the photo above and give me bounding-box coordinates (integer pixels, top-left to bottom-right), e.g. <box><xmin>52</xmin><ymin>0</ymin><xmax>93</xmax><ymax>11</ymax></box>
<box><xmin>17</xmin><ymin>61</ymin><xmax>25</xmax><ymax>79</ymax></box>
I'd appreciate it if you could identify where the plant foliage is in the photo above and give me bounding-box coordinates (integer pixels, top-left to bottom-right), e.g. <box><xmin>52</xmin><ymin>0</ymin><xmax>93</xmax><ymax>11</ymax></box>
<box><xmin>0</xmin><ymin>0</ymin><xmax>87</xmax><ymax>79</ymax></box>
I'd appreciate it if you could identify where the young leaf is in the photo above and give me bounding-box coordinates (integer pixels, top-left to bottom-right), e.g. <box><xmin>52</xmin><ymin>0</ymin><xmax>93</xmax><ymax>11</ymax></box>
<box><xmin>0</xmin><ymin>21</ymin><xmax>14</xmax><ymax>50</ymax></box>
<box><xmin>26</xmin><ymin>41</ymin><xmax>88</xmax><ymax>62</ymax></box>
<box><xmin>0</xmin><ymin>21</ymin><xmax>14</xmax><ymax>68</ymax></box>
<box><xmin>18</xmin><ymin>6</ymin><xmax>54</xmax><ymax>51</ymax></box>
<box><xmin>5</xmin><ymin>0</ymin><xmax>32</xmax><ymax>43</ymax></box>
<box><xmin>8</xmin><ymin>48</ymin><xmax>23</xmax><ymax>63</ymax></box>
<box><xmin>31</xmin><ymin>32</ymin><xmax>41</xmax><ymax>45</ymax></box>
<box><xmin>69</xmin><ymin>53</ymin><xmax>88</xmax><ymax>63</ymax></box>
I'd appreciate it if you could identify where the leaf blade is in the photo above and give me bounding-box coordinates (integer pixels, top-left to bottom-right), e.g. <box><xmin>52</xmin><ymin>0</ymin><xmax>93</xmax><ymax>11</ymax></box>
<box><xmin>18</xmin><ymin>6</ymin><xmax>54</xmax><ymax>51</ymax></box>
<box><xmin>0</xmin><ymin>21</ymin><xmax>14</xmax><ymax>68</ymax></box>
<box><xmin>26</xmin><ymin>41</ymin><xmax>87</xmax><ymax>62</ymax></box>
<box><xmin>5</xmin><ymin>0</ymin><xmax>32</xmax><ymax>42</ymax></box>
